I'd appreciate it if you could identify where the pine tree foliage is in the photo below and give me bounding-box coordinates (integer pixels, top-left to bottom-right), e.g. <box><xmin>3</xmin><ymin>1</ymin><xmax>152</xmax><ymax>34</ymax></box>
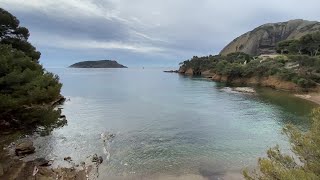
<box><xmin>244</xmin><ymin>108</ymin><xmax>320</xmax><ymax>180</ymax></box>
<box><xmin>0</xmin><ymin>8</ymin><xmax>64</xmax><ymax>129</ymax></box>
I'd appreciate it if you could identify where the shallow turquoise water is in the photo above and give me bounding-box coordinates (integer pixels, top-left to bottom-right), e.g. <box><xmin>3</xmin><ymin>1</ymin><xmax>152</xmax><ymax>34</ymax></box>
<box><xmin>34</xmin><ymin>68</ymin><xmax>316</xmax><ymax>178</ymax></box>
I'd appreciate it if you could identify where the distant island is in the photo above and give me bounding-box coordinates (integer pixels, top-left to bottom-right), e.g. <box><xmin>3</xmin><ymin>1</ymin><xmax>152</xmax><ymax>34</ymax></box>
<box><xmin>69</xmin><ymin>60</ymin><xmax>127</xmax><ymax>68</ymax></box>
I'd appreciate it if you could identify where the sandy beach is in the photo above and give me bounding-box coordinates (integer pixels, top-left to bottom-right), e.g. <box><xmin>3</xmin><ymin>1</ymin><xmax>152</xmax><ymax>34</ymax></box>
<box><xmin>295</xmin><ymin>93</ymin><xmax>320</xmax><ymax>106</ymax></box>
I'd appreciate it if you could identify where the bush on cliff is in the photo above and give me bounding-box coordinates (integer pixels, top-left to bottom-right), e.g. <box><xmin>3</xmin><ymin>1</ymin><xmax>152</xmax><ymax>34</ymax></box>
<box><xmin>0</xmin><ymin>8</ymin><xmax>63</xmax><ymax>129</ymax></box>
<box><xmin>276</xmin><ymin>32</ymin><xmax>320</xmax><ymax>56</ymax></box>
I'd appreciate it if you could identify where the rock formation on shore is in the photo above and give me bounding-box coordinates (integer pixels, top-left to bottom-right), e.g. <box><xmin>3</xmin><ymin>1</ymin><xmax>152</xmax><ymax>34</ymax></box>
<box><xmin>15</xmin><ymin>140</ymin><xmax>35</xmax><ymax>156</ymax></box>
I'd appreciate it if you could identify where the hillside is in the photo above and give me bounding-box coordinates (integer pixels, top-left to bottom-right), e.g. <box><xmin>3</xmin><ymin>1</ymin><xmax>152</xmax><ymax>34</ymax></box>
<box><xmin>220</xmin><ymin>19</ymin><xmax>320</xmax><ymax>56</ymax></box>
<box><xmin>69</xmin><ymin>60</ymin><xmax>127</xmax><ymax>68</ymax></box>
<box><xmin>178</xmin><ymin>20</ymin><xmax>320</xmax><ymax>91</ymax></box>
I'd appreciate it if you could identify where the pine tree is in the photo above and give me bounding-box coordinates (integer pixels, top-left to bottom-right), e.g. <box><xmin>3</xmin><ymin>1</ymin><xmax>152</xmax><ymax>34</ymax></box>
<box><xmin>0</xmin><ymin>8</ymin><xmax>64</xmax><ymax>130</ymax></box>
<box><xmin>243</xmin><ymin>108</ymin><xmax>320</xmax><ymax>180</ymax></box>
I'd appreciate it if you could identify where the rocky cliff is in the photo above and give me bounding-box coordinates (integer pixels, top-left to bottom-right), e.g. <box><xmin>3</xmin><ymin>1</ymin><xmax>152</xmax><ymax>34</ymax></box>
<box><xmin>220</xmin><ymin>19</ymin><xmax>320</xmax><ymax>56</ymax></box>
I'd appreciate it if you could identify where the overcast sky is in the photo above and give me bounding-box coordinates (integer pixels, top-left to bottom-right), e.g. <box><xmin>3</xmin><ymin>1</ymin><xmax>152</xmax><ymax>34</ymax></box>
<box><xmin>2</xmin><ymin>0</ymin><xmax>320</xmax><ymax>67</ymax></box>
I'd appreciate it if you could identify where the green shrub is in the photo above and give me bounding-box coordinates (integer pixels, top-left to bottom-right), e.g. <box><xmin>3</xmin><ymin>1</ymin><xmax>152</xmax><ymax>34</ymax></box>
<box><xmin>0</xmin><ymin>45</ymin><xmax>62</xmax><ymax>128</ymax></box>
<box><xmin>244</xmin><ymin>108</ymin><xmax>320</xmax><ymax>179</ymax></box>
<box><xmin>297</xmin><ymin>78</ymin><xmax>308</xmax><ymax>88</ymax></box>
<box><xmin>277</xmin><ymin>69</ymin><xmax>296</xmax><ymax>81</ymax></box>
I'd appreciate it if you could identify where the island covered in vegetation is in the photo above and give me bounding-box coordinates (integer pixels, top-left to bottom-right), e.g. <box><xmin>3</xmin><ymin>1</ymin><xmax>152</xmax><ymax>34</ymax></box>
<box><xmin>69</xmin><ymin>60</ymin><xmax>127</xmax><ymax>68</ymax></box>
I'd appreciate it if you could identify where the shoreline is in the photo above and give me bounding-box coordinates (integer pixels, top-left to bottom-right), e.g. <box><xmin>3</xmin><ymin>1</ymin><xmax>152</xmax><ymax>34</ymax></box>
<box><xmin>294</xmin><ymin>93</ymin><xmax>320</xmax><ymax>106</ymax></box>
<box><xmin>0</xmin><ymin>131</ymin><xmax>247</xmax><ymax>180</ymax></box>
<box><xmin>0</xmin><ymin>135</ymin><xmax>102</xmax><ymax>179</ymax></box>
<box><xmin>173</xmin><ymin>70</ymin><xmax>320</xmax><ymax>106</ymax></box>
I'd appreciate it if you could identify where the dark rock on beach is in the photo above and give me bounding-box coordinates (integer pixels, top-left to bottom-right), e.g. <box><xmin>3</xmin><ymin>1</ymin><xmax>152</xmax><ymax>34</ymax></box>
<box><xmin>91</xmin><ymin>154</ymin><xmax>103</xmax><ymax>164</ymax></box>
<box><xmin>15</xmin><ymin>140</ymin><xmax>35</xmax><ymax>156</ymax></box>
<box><xmin>64</xmin><ymin>156</ymin><xmax>72</xmax><ymax>162</ymax></box>
<box><xmin>34</xmin><ymin>158</ymin><xmax>51</xmax><ymax>167</ymax></box>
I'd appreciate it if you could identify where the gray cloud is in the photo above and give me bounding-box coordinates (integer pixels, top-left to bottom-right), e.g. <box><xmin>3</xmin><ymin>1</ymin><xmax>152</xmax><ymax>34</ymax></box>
<box><xmin>2</xmin><ymin>0</ymin><xmax>320</xmax><ymax>67</ymax></box>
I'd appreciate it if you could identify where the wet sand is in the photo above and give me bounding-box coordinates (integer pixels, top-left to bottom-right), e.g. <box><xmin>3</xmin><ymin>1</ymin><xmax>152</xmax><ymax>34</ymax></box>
<box><xmin>96</xmin><ymin>172</ymin><xmax>244</xmax><ymax>180</ymax></box>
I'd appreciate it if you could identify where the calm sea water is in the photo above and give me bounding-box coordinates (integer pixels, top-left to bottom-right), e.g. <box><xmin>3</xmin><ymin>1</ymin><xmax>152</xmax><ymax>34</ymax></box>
<box><xmin>32</xmin><ymin>68</ymin><xmax>316</xmax><ymax>179</ymax></box>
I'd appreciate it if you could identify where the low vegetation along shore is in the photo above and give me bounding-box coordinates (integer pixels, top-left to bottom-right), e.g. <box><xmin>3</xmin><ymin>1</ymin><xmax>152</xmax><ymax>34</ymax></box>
<box><xmin>177</xmin><ymin>53</ymin><xmax>320</xmax><ymax>104</ymax></box>
<box><xmin>179</xmin><ymin>53</ymin><xmax>320</xmax><ymax>91</ymax></box>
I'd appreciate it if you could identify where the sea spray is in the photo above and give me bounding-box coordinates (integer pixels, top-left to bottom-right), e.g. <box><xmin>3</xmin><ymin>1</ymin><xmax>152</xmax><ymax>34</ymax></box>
<box><xmin>100</xmin><ymin>132</ymin><xmax>116</xmax><ymax>161</ymax></box>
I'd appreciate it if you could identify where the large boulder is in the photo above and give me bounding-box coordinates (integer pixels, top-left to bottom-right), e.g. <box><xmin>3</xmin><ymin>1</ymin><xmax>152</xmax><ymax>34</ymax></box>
<box><xmin>220</xmin><ymin>19</ymin><xmax>320</xmax><ymax>56</ymax></box>
<box><xmin>91</xmin><ymin>154</ymin><xmax>103</xmax><ymax>164</ymax></box>
<box><xmin>15</xmin><ymin>140</ymin><xmax>35</xmax><ymax>156</ymax></box>
<box><xmin>34</xmin><ymin>158</ymin><xmax>50</xmax><ymax>167</ymax></box>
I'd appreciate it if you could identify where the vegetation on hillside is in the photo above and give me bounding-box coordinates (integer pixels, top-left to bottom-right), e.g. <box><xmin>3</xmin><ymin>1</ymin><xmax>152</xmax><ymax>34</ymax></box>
<box><xmin>277</xmin><ymin>32</ymin><xmax>320</xmax><ymax>56</ymax></box>
<box><xmin>179</xmin><ymin>32</ymin><xmax>320</xmax><ymax>89</ymax></box>
<box><xmin>0</xmin><ymin>8</ymin><xmax>64</xmax><ymax>130</ymax></box>
<box><xmin>243</xmin><ymin>108</ymin><xmax>320</xmax><ymax>180</ymax></box>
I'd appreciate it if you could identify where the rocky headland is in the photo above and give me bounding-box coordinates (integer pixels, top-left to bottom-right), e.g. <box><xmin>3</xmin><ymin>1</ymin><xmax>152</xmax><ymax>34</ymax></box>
<box><xmin>220</xmin><ymin>19</ymin><xmax>320</xmax><ymax>56</ymax></box>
